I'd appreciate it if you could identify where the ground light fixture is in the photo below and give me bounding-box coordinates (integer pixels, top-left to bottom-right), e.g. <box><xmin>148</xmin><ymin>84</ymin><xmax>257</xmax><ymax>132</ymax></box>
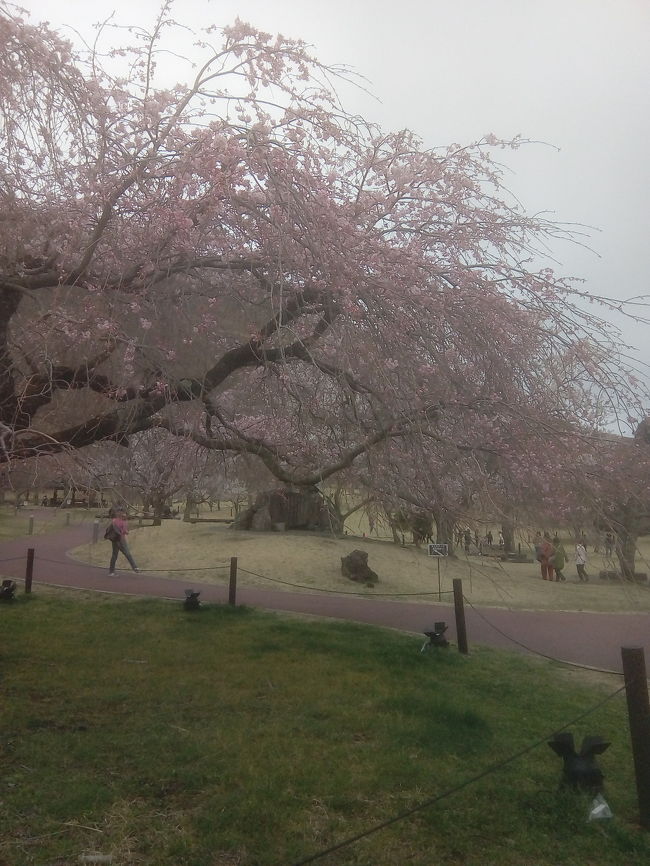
<box><xmin>183</xmin><ymin>589</ymin><xmax>201</xmax><ymax>611</ymax></box>
<box><xmin>0</xmin><ymin>579</ymin><xmax>16</xmax><ymax>602</ymax></box>
<box><xmin>547</xmin><ymin>732</ymin><xmax>610</xmax><ymax>790</ymax></box>
<box><xmin>420</xmin><ymin>622</ymin><xmax>449</xmax><ymax>651</ymax></box>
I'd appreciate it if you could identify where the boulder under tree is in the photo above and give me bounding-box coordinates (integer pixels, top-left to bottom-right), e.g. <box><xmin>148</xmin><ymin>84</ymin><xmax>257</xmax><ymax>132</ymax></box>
<box><xmin>231</xmin><ymin>487</ymin><xmax>337</xmax><ymax>532</ymax></box>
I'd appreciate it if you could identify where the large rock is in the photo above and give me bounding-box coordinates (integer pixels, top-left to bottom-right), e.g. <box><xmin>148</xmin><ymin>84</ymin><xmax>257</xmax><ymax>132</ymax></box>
<box><xmin>231</xmin><ymin>487</ymin><xmax>335</xmax><ymax>531</ymax></box>
<box><xmin>251</xmin><ymin>505</ymin><xmax>273</xmax><ymax>531</ymax></box>
<box><xmin>341</xmin><ymin>549</ymin><xmax>379</xmax><ymax>585</ymax></box>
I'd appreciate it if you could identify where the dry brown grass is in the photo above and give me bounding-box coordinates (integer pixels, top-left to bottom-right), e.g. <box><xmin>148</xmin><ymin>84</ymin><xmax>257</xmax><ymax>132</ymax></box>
<box><xmin>71</xmin><ymin>516</ymin><xmax>650</xmax><ymax>613</ymax></box>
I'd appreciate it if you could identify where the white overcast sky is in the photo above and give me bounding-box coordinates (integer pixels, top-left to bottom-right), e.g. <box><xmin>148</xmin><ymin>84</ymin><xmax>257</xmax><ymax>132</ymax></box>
<box><xmin>20</xmin><ymin>0</ymin><xmax>650</xmax><ymax>372</ymax></box>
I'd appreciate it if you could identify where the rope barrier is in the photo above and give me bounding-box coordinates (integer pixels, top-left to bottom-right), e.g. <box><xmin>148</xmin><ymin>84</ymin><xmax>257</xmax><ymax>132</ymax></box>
<box><xmin>124</xmin><ymin>565</ymin><xmax>230</xmax><ymax>573</ymax></box>
<box><xmin>34</xmin><ymin>556</ymin><xmax>231</xmax><ymax>572</ymax></box>
<box><xmin>462</xmin><ymin>594</ymin><xmax>623</xmax><ymax>675</ymax></box>
<box><xmin>34</xmin><ymin>556</ymin><xmax>108</xmax><ymax>569</ymax></box>
<box><xmin>237</xmin><ymin>567</ymin><xmax>455</xmax><ymax>597</ymax></box>
<box><xmin>290</xmin><ymin>682</ymin><xmax>627</xmax><ymax>865</ymax></box>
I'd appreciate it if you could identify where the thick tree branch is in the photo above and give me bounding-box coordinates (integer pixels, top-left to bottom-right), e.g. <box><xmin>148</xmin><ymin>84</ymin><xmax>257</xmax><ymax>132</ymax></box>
<box><xmin>16</xmin><ymin>340</ymin><xmax>119</xmax><ymax>423</ymax></box>
<box><xmin>9</xmin><ymin>401</ymin><xmax>161</xmax><ymax>460</ymax></box>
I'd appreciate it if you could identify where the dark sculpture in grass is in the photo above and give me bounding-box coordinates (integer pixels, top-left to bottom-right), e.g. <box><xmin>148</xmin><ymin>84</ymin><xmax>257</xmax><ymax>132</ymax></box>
<box><xmin>548</xmin><ymin>732</ymin><xmax>610</xmax><ymax>791</ymax></box>
<box><xmin>183</xmin><ymin>589</ymin><xmax>201</xmax><ymax>611</ymax></box>
<box><xmin>0</xmin><ymin>579</ymin><xmax>16</xmax><ymax>602</ymax></box>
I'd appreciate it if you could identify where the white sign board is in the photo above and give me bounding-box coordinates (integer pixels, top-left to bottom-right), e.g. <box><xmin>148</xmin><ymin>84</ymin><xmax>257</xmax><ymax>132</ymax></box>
<box><xmin>427</xmin><ymin>543</ymin><xmax>448</xmax><ymax>557</ymax></box>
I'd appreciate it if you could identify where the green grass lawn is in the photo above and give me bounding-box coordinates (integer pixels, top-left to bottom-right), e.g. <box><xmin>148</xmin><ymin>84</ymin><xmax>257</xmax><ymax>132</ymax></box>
<box><xmin>2</xmin><ymin>593</ymin><xmax>649</xmax><ymax>865</ymax></box>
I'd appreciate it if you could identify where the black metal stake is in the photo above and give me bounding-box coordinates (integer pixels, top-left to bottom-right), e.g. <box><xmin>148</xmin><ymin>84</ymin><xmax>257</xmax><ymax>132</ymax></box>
<box><xmin>25</xmin><ymin>547</ymin><xmax>34</xmax><ymax>594</ymax></box>
<box><xmin>229</xmin><ymin>556</ymin><xmax>238</xmax><ymax>606</ymax></box>
<box><xmin>453</xmin><ymin>578</ymin><xmax>468</xmax><ymax>654</ymax></box>
<box><xmin>621</xmin><ymin>646</ymin><xmax>650</xmax><ymax>830</ymax></box>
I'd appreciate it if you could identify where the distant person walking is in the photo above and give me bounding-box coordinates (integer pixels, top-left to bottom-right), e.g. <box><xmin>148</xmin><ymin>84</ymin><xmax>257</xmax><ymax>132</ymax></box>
<box><xmin>106</xmin><ymin>510</ymin><xmax>140</xmax><ymax>576</ymax></box>
<box><xmin>538</xmin><ymin>533</ymin><xmax>555</xmax><ymax>581</ymax></box>
<box><xmin>575</xmin><ymin>542</ymin><xmax>589</xmax><ymax>582</ymax></box>
<box><xmin>604</xmin><ymin>531</ymin><xmax>614</xmax><ymax>557</ymax></box>
<box><xmin>486</xmin><ymin>530</ymin><xmax>493</xmax><ymax>547</ymax></box>
<box><xmin>552</xmin><ymin>536</ymin><xmax>567</xmax><ymax>581</ymax></box>
<box><xmin>463</xmin><ymin>528</ymin><xmax>471</xmax><ymax>554</ymax></box>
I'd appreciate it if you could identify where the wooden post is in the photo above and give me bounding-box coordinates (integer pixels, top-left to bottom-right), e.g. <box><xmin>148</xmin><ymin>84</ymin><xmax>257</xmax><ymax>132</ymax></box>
<box><xmin>28</xmin><ymin>513</ymin><xmax>34</xmax><ymax>535</ymax></box>
<box><xmin>228</xmin><ymin>556</ymin><xmax>238</xmax><ymax>606</ymax></box>
<box><xmin>25</xmin><ymin>548</ymin><xmax>34</xmax><ymax>594</ymax></box>
<box><xmin>452</xmin><ymin>578</ymin><xmax>468</xmax><ymax>654</ymax></box>
<box><xmin>66</xmin><ymin>512</ymin><xmax>71</xmax><ymax>526</ymax></box>
<box><xmin>93</xmin><ymin>518</ymin><xmax>100</xmax><ymax>544</ymax></box>
<box><xmin>621</xmin><ymin>647</ymin><xmax>650</xmax><ymax>830</ymax></box>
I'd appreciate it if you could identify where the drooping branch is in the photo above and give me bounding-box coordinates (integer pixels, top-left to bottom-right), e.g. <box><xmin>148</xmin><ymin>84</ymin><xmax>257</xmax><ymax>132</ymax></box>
<box><xmin>155</xmin><ymin>400</ymin><xmax>447</xmax><ymax>487</ymax></box>
<box><xmin>154</xmin><ymin>417</ymin><xmax>405</xmax><ymax>486</ymax></box>
<box><xmin>0</xmin><ymin>279</ymin><xmax>343</xmax><ymax>446</ymax></box>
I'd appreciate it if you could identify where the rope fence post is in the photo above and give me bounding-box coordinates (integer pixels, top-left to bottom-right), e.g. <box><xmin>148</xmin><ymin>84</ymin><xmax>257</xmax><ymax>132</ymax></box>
<box><xmin>452</xmin><ymin>578</ymin><xmax>468</xmax><ymax>655</ymax></box>
<box><xmin>228</xmin><ymin>556</ymin><xmax>238</xmax><ymax>606</ymax></box>
<box><xmin>621</xmin><ymin>646</ymin><xmax>650</xmax><ymax>830</ymax></box>
<box><xmin>25</xmin><ymin>548</ymin><xmax>34</xmax><ymax>594</ymax></box>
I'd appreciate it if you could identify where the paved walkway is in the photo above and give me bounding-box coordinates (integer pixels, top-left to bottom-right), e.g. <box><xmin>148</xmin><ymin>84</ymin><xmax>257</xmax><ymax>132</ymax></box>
<box><xmin>1</xmin><ymin>518</ymin><xmax>648</xmax><ymax>674</ymax></box>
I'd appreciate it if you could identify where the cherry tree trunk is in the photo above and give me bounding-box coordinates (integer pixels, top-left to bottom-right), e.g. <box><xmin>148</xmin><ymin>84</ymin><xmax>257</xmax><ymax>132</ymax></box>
<box><xmin>501</xmin><ymin>520</ymin><xmax>515</xmax><ymax>554</ymax></box>
<box><xmin>432</xmin><ymin>509</ymin><xmax>455</xmax><ymax>556</ymax></box>
<box><xmin>183</xmin><ymin>495</ymin><xmax>198</xmax><ymax>521</ymax></box>
<box><xmin>152</xmin><ymin>495</ymin><xmax>165</xmax><ymax>526</ymax></box>
<box><xmin>616</xmin><ymin>528</ymin><xmax>638</xmax><ymax>579</ymax></box>
<box><xmin>389</xmin><ymin>522</ymin><xmax>404</xmax><ymax>546</ymax></box>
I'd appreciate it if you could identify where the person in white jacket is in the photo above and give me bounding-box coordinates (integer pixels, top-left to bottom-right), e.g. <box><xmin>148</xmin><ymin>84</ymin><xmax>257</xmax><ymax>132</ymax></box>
<box><xmin>575</xmin><ymin>542</ymin><xmax>588</xmax><ymax>582</ymax></box>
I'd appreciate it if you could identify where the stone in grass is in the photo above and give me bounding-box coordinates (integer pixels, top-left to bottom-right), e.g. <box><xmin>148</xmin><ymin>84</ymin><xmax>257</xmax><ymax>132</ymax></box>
<box><xmin>341</xmin><ymin>549</ymin><xmax>379</xmax><ymax>586</ymax></box>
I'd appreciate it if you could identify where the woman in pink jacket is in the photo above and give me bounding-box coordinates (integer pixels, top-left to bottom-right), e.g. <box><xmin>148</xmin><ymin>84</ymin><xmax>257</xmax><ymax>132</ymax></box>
<box><xmin>107</xmin><ymin>510</ymin><xmax>140</xmax><ymax>576</ymax></box>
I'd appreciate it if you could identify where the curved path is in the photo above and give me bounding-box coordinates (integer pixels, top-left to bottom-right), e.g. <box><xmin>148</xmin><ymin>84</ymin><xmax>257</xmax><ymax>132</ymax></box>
<box><xmin>1</xmin><ymin>518</ymin><xmax>648</xmax><ymax>674</ymax></box>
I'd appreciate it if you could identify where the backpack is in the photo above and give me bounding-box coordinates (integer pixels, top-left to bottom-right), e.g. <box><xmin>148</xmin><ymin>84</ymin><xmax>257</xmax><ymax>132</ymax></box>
<box><xmin>104</xmin><ymin>523</ymin><xmax>119</xmax><ymax>541</ymax></box>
